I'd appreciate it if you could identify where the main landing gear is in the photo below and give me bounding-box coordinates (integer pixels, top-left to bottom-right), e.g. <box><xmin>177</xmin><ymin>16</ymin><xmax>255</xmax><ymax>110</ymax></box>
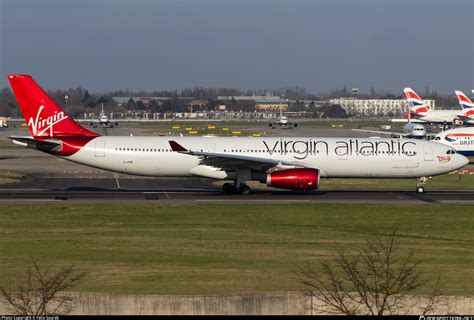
<box><xmin>222</xmin><ymin>183</ymin><xmax>251</xmax><ymax>195</ymax></box>
<box><xmin>222</xmin><ymin>169</ymin><xmax>252</xmax><ymax>195</ymax></box>
<box><xmin>416</xmin><ymin>176</ymin><xmax>431</xmax><ymax>193</ymax></box>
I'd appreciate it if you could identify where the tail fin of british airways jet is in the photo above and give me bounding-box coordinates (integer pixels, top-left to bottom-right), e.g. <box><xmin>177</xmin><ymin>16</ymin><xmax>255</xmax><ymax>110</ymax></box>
<box><xmin>404</xmin><ymin>87</ymin><xmax>430</xmax><ymax>114</ymax></box>
<box><xmin>7</xmin><ymin>74</ymin><xmax>98</xmax><ymax>138</ymax></box>
<box><xmin>455</xmin><ymin>90</ymin><xmax>474</xmax><ymax>118</ymax></box>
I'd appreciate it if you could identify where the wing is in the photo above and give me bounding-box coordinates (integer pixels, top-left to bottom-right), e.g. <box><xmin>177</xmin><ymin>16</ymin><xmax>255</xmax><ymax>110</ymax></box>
<box><xmin>169</xmin><ymin>140</ymin><xmax>316</xmax><ymax>171</ymax></box>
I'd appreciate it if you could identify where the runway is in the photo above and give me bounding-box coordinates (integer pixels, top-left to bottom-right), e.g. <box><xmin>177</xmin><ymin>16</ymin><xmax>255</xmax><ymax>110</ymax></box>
<box><xmin>1</xmin><ymin>182</ymin><xmax>473</xmax><ymax>204</ymax></box>
<box><xmin>1</xmin><ymin>125</ymin><xmax>473</xmax><ymax>205</ymax></box>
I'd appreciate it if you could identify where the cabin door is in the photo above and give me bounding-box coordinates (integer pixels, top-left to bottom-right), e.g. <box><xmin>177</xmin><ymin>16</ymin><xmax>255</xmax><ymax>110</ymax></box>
<box><xmin>423</xmin><ymin>145</ymin><xmax>433</xmax><ymax>161</ymax></box>
<box><xmin>95</xmin><ymin>141</ymin><xmax>105</xmax><ymax>157</ymax></box>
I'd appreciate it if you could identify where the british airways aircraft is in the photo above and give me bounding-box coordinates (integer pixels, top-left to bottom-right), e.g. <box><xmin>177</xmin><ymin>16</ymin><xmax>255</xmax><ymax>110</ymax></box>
<box><xmin>455</xmin><ymin>90</ymin><xmax>474</xmax><ymax>122</ymax></box>
<box><xmin>7</xmin><ymin>75</ymin><xmax>469</xmax><ymax>194</ymax></box>
<box><xmin>432</xmin><ymin>126</ymin><xmax>474</xmax><ymax>156</ymax></box>
<box><xmin>404</xmin><ymin>88</ymin><xmax>464</xmax><ymax>124</ymax></box>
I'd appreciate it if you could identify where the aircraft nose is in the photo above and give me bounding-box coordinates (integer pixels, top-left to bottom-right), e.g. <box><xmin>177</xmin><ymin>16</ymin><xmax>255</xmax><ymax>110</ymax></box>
<box><xmin>456</xmin><ymin>154</ymin><xmax>469</xmax><ymax>169</ymax></box>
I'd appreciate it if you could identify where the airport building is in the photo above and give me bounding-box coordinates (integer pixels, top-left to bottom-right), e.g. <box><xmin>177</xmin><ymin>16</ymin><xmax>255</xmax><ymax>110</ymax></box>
<box><xmin>217</xmin><ymin>95</ymin><xmax>280</xmax><ymax>101</ymax></box>
<box><xmin>254</xmin><ymin>98</ymin><xmax>289</xmax><ymax>111</ymax></box>
<box><xmin>217</xmin><ymin>96</ymin><xmax>289</xmax><ymax>111</ymax></box>
<box><xmin>329</xmin><ymin>97</ymin><xmax>436</xmax><ymax>117</ymax></box>
<box><xmin>112</xmin><ymin>97</ymin><xmax>172</xmax><ymax>107</ymax></box>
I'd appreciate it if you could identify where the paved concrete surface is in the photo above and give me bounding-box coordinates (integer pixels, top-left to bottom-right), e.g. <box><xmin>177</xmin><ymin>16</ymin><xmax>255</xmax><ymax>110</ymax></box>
<box><xmin>0</xmin><ymin>177</ymin><xmax>473</xmax><ymax>204</ymax></box>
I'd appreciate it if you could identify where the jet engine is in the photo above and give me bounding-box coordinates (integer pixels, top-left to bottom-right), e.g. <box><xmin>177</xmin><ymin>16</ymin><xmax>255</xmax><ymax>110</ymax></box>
<box><xmin>266</xmin><ymin>168</ymin><xmax>320</xmax><ymax>190</ymax></box>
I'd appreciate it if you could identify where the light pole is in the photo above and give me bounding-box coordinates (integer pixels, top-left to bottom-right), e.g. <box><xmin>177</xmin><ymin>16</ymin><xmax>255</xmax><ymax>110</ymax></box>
<box><xmin>64</xmin><ymin>95</ymin><xmax>69</xmax><ymax>114</ymax></box>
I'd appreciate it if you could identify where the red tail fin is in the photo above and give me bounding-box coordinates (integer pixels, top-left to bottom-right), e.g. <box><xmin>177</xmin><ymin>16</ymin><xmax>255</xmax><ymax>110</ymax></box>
<box><xmin>7</xmin><ymin>74</ymin><xmax>98</xmax><ymax>138</ymax></box>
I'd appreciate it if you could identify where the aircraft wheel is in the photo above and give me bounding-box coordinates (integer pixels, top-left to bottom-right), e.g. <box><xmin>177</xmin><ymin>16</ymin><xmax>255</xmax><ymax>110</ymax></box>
<box><xmin>239</xmin><ymin>184</ymin><xmax>251</xmax><ymax>195</ymax></box>
<box><xmin>222</xmin><ymin>183</ymin><xmax>237</xmax><ymax>195</ymax></box>
<box><xmin>416</xmin><ymin>186</ymin><xmax>425</xmax><ymax>194</ymax></box>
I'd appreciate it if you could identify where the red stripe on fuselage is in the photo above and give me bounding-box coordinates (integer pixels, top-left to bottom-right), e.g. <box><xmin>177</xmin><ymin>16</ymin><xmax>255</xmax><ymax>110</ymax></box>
<box><xmin>446</xmin><ymin>133</ymin><xmax>474</xmax><ymax>137</ymax></box>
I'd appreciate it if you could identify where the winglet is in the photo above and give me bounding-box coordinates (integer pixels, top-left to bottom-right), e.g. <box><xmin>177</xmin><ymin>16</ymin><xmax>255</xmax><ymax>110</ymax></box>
<box><xmin>169</xmin><ymin>140</ymin><xmax>188</xmax><ymax>152</ymax></box>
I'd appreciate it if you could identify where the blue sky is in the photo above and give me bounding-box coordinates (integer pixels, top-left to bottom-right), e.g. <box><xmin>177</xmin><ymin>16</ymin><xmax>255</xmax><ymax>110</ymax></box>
<box><xmin>1</xmin><ymin>0</ymin><xmax>472</xmax><ymax>94</ymax></box>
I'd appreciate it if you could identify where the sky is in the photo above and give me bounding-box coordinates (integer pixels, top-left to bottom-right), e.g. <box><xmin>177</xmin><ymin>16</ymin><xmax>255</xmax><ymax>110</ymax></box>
<box><xmin>0</xmin><ymin>0</ymin><xmax>473</xmax><ymax>94</ymax></box>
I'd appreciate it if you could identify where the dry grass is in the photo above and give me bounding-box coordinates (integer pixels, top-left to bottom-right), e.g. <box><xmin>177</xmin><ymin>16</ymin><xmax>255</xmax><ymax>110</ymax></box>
<box><xmin>0</xmin><ymin>203</ymin><xmax>472</xmax><ymax>295</ymax></box>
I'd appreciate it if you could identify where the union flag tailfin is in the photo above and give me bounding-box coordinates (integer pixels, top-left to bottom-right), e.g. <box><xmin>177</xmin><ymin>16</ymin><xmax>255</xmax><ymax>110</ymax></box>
<box><xmin>403</xmin><ymin>87</ymin><xmax>430</xmax><ymax>114</ymax></box>
<box><xmin>455</xmin><ymin>90</ymin><xmax>474</xmax><ymax>117</ymax></box>
<box><xmin>7</xmin><ymin>75</ymin><xmax>99</xmax><ymax>138</ymax></box>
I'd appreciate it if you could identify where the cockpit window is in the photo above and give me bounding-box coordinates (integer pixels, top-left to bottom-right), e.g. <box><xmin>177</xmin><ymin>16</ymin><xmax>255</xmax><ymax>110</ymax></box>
<box><xmin>446</xmin><ymin>150</ymin><xmax>456</xmax><ymax>154</ymax></box>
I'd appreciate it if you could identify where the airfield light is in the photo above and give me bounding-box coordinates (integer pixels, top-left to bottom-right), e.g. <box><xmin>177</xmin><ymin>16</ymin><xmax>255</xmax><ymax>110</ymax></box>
<box><xmin>64</xmin><ymin>95</ymin><xmax>69</xmax><ymax>113</ymax></box>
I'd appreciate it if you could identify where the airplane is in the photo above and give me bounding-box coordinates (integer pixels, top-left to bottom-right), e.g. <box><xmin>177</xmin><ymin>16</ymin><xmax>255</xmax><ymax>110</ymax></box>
<box><xmin>268</xmin><ymin>109</ymin><xmax>298</xmax><ymax>129</ymax></box>
<box><xmin>355</xmin><ymin>105</ymin><xmax>429</xmax><ymax>139</ymax></box>
<box><xmin>0</xmin><ymin>117</ymin><xmax>8</xmax><ymax>129</ymax></box>
<box><xmin>455</xmin><ymin>90</ymin><xmax>474</xmax><ymax>122</ymax></box>
<box><xmin>352</xmin><ymin>121</ymin><xmax>428</xmax><ymax>139</ymax></box>
<box><xmin>432</xmin><ymin>126</ymin><xmax>474</xmax><ymax>156</ymax></box>
<box><xmin>89</xmin><ymin>102</ymin><xmax>118</xmax><ymax>128</ymax></box>
<box><xmin>6</xmin><ymin>74</ymin><xmax>469</xmax><ymax>195</ymax></box>
<box><xmin>404</xmin><ymin>87</ymin><xmax>464</xmax><ymax>125</ymax></box>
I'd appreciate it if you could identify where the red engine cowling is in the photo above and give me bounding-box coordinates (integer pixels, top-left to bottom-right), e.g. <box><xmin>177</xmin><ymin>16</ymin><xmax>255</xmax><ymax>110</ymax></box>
<box><xmin>267</xmin><ymin>168</ymin><xmax>320</xmax><ymax>190</ymax></box>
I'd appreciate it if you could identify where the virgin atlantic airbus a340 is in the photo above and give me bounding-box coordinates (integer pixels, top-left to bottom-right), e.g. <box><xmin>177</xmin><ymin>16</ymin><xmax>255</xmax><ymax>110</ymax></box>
<box><xmin>7</xmin><ymin>75</ymin><xmax>468</xmax><ymax>194</ymax></box>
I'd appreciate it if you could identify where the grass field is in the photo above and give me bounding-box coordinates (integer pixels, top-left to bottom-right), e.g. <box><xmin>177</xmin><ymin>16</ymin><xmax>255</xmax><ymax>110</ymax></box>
<box><xmin>0</xmin><ymin>204</ymin><xmax>472</xmax><ymax>295</ymax></box>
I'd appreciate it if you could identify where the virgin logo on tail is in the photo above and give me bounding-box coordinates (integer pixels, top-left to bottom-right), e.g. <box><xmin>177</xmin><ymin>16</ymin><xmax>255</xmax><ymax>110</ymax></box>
<box><xmin>28</xmin><ymin>105</ymin><xmax>69</xmax><ymax>137</ymax></box>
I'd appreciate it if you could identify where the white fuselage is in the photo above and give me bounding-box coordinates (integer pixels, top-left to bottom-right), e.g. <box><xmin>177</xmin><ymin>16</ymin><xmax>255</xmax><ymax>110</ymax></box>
<box><xmin>433</xmin><ymin>127</ymin><xmax>474</xmax><ymax>156</ymax></box>
<box><xmin>414</xmin><ymin>110</ymin><xmax>463</xmax><ymax>124</ymax></box>
<box><xmin>62</xmin><ymin>136</ymin><xmax>467</xmax><ymax>179</ymax></box>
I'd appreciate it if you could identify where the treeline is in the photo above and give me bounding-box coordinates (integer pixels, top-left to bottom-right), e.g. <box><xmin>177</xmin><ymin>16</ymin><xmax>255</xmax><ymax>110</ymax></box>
<box><xmin>0</xmin><ymin>85</ymin><xmax>462</xmax><ymax>118</ymax></box>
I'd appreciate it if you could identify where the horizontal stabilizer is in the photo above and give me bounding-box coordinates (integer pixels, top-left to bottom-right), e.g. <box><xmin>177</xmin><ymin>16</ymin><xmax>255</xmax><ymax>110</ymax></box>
<box><xmin>9</xmin><ymin>135</ymin><xmax>62</xmax><ymax>152</ymax></box>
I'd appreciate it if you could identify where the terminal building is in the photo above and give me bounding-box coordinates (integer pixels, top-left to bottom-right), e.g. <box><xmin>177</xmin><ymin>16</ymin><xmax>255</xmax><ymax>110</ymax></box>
<box><xmin>217</xmin><ymin>95</ymin><xmax>289</xmax><ymax>111</ymax></box>
<box><xmin>329</xmin><ymin>97</ymin><xmax>436</xmax><ymax>117</ymax></box>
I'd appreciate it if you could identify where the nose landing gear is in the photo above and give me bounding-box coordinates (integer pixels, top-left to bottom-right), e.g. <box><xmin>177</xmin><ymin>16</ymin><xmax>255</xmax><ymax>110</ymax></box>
<box><xmin>416</xmin><ymin>176</ymin><xmax>431</xmax><ymax>193</ymax></box>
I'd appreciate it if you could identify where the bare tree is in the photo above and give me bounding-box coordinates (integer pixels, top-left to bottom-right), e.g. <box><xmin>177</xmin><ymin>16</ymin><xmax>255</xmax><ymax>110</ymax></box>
<box><xmin>1</xmin><ymin>258</ymin><xmax>86</xmax><ymax>315</ymax></box>
<box><xmin>296</xmin><ymin>232</ymin><xmax>442</xmax><ymax>315</ymax></box>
